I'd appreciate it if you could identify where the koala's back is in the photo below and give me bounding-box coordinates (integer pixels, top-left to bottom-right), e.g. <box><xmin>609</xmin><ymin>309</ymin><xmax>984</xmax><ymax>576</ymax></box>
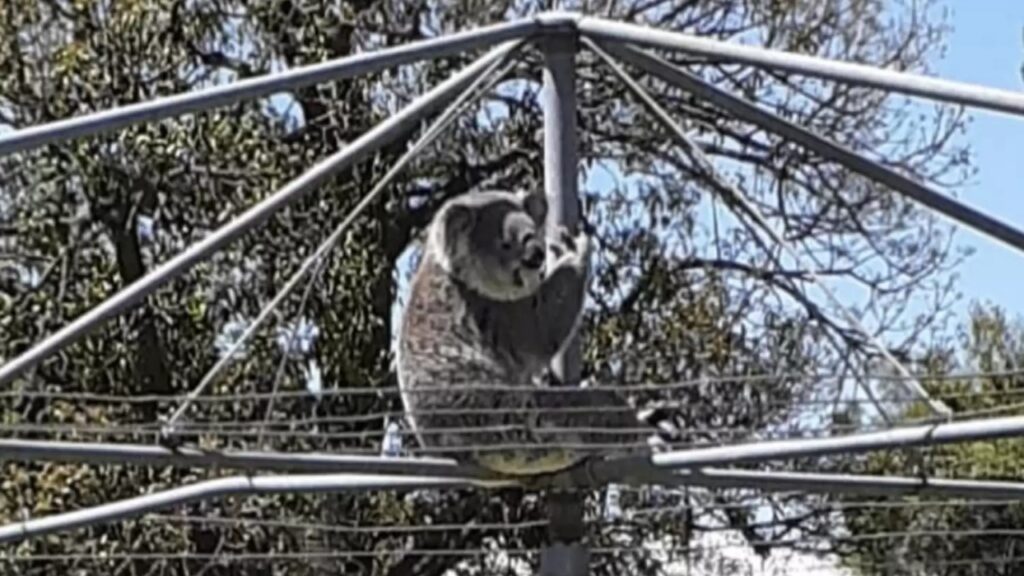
<box><xmin>398</xmin><ymin>251</ymin><xmax>535</xmax><ymax>415</ymax></box>
<box><xmin>399</xmin><ymin>253</ymin><xmax>518</xmax><ymax>389</ymax></box>
<box><xmin>399</xmin><ymin>253</ymin><xmax>571</xmax><ymax>472</ymax></box>
<box><xmin>397</xmin><ymin>253</ymin><xmax>648</xmax><ymax>475</ymax></box>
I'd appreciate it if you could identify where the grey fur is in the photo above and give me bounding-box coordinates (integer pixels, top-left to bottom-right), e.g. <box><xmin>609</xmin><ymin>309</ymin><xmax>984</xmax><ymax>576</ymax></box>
<box><xmin>396</xmin><ymin>190</ymin><xmax>658</xmax><ymax>476</ymax></box>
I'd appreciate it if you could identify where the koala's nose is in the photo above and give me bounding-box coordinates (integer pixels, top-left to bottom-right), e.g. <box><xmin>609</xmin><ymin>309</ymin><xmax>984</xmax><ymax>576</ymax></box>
<box><xmin>522</xmin><ymin>242</ymin><xmax>544</xmax><ymax>270</ymax></box>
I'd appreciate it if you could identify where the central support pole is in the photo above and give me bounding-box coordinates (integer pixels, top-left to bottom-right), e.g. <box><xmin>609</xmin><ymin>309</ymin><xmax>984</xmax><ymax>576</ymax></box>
<box><xmin>539</xmin><ymin>23</ymin><xmax>589</xmax><ymax>576</ymax></box>
<box><xmin>542</xmin><ymin>28</ymin><xmax>582</xmax><ymax>385</ymax></box>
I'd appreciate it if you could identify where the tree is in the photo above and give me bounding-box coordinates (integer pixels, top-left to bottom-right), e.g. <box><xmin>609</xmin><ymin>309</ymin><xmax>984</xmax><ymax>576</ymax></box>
<box><xmin>837</xmin><ymin>304</ymin><xmax>1024</xmax><ymax>576</ymax></box>
<box><xmin>0</xmin><ymin>0</ymin><xmax>972</xmax><ymax>574</ymax></box>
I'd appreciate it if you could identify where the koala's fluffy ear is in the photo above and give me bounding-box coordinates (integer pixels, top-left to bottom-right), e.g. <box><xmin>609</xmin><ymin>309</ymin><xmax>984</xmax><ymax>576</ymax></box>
<box><xmin>442</xmin><ymin>203</ymin><xmax>474</xmax><ymax>247</ymax></box>
<box><xmin>518</xmin><ymin>190</ymin><xmax>547</xmax><ymax>223</ymax></box>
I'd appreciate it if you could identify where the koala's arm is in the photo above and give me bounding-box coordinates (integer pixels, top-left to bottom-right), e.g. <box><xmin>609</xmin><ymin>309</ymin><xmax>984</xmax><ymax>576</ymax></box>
<box><xmin>507</xmin><ymin>228</ymin><xmax>590</xmax><ymax>364</ymax></box>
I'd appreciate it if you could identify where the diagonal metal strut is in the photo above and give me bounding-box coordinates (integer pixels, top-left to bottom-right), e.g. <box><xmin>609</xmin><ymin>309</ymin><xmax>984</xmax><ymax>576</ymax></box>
<box><xmin>578</xmin><ymin>16</ymin><xmax>1024</xmax><ymax>118</ymax></box>
<box><xmin>595</xmin><ymin>414</ymin><xmax>1024</xmax><ymax>474</ymax></box>
<box><xmin>582</xmin><ymin>36</ymin><xmax>951</xmax><ymax>422</ymax></box>
<box><xmin>0</xmin><ymin>474</ymin><xmax>513</xmax><ymax>545</ymax></box>
<box><xmin>7</xmin><ymin>464</ymin><xmax>1024</xmax><ymax>546</ymax></box>
<box><xmin>598</xmin><ymin>42</ymin><xmax>1024</xmax><ymax>260</ymax></box>
<box><xmin>0</xmin><ymin>19</ymin><xmax>538</xmax><ymax>157</ymax></box>
<box><xmin>0</xmin><ymin>41</ymin><xmax>518</xmax><ymax>387</ymax></box>
<box><xmin>0</xmin><ymin>437</ymin><xmax>489</xmax><ymax>477</ymax></box>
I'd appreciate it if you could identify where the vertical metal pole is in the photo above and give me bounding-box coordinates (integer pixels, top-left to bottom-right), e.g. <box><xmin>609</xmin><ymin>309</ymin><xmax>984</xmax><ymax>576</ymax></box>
<box><xmin>542</xmin><ymin>30</ymin><xmax>582</xmax><ymax>385</ymax></box>
<box><xmin>539</xmin><ymin>28</ymin><xmax>589</xmax><ymax>576</ymax></box>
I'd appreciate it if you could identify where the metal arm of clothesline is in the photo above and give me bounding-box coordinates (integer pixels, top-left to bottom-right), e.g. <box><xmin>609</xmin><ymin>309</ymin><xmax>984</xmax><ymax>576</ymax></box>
<box><xmin>0</xmin><ymin>41</ymin><xmax>518</xmax><ymax>387</ymax></box>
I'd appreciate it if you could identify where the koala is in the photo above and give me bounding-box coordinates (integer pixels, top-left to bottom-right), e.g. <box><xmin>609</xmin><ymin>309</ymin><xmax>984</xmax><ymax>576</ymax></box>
<box><xmin>396</xmin><ymin>189</ymin><xmax>674</xmax><ymax>476</ymax></box>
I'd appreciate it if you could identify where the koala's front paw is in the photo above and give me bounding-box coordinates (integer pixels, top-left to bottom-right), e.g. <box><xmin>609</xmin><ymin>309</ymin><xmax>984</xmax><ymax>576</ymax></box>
<box><xmin>547</xmin><ymin>226</ymin><xmax>591</xmax><ymax>279</ymax></box>
<box><xmin>571</xmin><ymin>229</ymin><xmax>590</xmax><ymax>260</ymax></box>
<box><xmin>548</xmin><ymin>226</ymin><xmax>589</xmax><ymax>258</ymax></box>
<box><xmin>547</xmin><ymin>226</ymin><xmax>572</xmax><ymax>259</ymax></box>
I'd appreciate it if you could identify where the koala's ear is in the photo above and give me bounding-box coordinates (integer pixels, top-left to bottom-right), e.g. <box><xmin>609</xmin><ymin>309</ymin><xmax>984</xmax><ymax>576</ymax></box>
<box><xmin>442</xmin><ymin>204</ymin><xmax>474</xmax><ymax>245</ymax></box>
<box><xmin>519</xmin><ymin>191</ymin><xmax>547</xmax><ymax>223</ymax></box>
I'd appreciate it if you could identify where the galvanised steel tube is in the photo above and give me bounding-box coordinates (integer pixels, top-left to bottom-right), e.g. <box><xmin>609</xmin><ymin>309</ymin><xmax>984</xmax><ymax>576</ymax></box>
<box><xmin>581</xmin><ymin>36</ymin><xmax>950</xmax><ymax>419</ymax></box>
<box><xmin>0</xmin><ymin>437</ymin><xmax>489</xmax><ymax>477</ymax></box>
<box><xmin>684</xmin><ymin>468</ymin><xmax>1024</xmax><ymax>500</ymax></box>
<box><xmin>0</xmin><ymin>474</ymin><xmax>510</xmax><ymax>545</ymax></box>
<box><xmin>538</xmin><ymin>28</ymin><xmax>589</xmax><ymax>576</ymax></box>
<box><xmin>579</xmin><ymin>17</ymin><xmax>1024</xmax><ymax>118</ymax></box>
<box><xmin>650</xmin><ymin>415</ymin><xmax>1024</xmax><ymax>469</ymax></box>
<box><xmin>0</xmin><ymin>18</ymin><xmax>538</xmax><ymax>156</ymax></box>
<box><xmin>601</xmin><ymin>42</ymin><xmax>1024</xmax><ymax>260</ymax></box>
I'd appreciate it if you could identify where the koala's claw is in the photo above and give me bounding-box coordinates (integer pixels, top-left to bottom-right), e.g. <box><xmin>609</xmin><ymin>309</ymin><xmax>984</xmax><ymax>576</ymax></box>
<box><xmin>573</xmin><ymin>229</ymin><xmax>590</xmax><ymax>258</ymax></box>
<box><xmin>550</xmin><ymin>226</ymin><xmax>588</xmax><ymax>253</ymax></box>
<box><xmin>560</xmin><ymin>227</ymin><xmax>576</xmax><ymax>250</ymax></box>
<box><xmin>547</xmin><ymin>226</ymin><xmax>574</xmax><ymax>259</ymax></box>
<box><xmin>546</xmin><ymin>227</ymin><xmax>591</xmax><ymax>277</ymax></box>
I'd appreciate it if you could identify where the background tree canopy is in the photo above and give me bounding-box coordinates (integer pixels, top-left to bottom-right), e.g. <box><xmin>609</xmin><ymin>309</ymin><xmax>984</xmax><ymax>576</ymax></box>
<box><xmin>0</xmin><ymin>0</ymin><xmax>982</xmax><ymax>574</ymax></box>
<box><xmin>838</xmin><ymin>304</ymin><xmax>1024</xmax><ymax>576</ymax></box>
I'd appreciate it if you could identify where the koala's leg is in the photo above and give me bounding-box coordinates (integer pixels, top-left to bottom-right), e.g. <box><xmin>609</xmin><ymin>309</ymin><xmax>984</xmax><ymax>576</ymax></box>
<box><xmin>636</xmin><ymin>402</ymin><xmax>685</xmax><ymax>450</ymax></box>
<box><xmin>532</xmin><ymin>381</ymin><xmax>684</xmax><ymax>457</ymax></box>
<box><xmin>574</xmin><ymin>388</ymin><xmax>686</xmax><ymax>452</ymax></box>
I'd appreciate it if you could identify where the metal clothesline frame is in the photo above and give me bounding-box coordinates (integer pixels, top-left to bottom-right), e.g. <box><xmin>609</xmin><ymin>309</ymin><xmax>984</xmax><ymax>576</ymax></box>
<box><xmin>7</xmin><ymin>465</ymin><xmax>1024</xmax><ymax>546</ymax></box>
<box><xmin>3</xmin><ymin>10</ymin><xmax>1024</xmax><ymax>570</ymax></box>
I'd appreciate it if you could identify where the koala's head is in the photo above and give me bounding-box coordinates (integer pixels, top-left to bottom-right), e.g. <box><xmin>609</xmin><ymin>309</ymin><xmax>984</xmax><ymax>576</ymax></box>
<box><xmin>429</xmin><ymin>189</ymin><xmax>548</xmax><ymax>301</ymax></box>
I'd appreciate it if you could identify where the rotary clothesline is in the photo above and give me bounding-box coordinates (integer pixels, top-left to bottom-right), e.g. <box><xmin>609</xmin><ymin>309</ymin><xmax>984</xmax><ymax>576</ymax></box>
<box><xmin>3</xmin><ymin>10</ymin><xmax>1024</xmax><ymax>551</ymax></box>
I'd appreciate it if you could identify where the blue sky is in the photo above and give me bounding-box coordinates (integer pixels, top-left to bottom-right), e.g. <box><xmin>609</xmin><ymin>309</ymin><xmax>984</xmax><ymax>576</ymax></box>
<box><xmin>936</xmin><ymin>1</ymin><xmax>1024</xmax><ymax>317</ymax></box>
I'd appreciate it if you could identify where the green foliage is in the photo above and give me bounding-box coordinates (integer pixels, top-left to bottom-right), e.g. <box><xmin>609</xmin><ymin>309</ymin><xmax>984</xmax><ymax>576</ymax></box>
<box><xmin>841</xmin><ymin>304</ymin><xmax>1024</xmax><ymax>576</ymax></box>
<box><xmin>0</xmin><ymin>0</ymin><xmax>973</xmax><ymax>574</ymax></box>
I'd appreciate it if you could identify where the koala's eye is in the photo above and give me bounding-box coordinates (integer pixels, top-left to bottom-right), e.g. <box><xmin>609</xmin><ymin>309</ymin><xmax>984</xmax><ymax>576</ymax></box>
<box><xmin>501</xmin><ymin>240</ymin><xmax>513</xmax><ymax>251</ymax></box>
